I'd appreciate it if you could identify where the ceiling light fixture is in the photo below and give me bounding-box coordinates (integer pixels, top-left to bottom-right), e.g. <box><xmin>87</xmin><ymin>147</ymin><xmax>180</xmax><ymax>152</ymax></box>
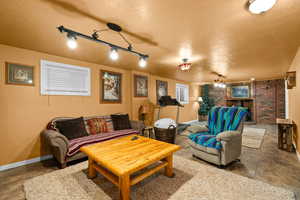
<box><xmin>248</xmin><ymin>0</ymin><xmax>277</xmax><ymax>14</ymax></box>
<box><xmin>178</xmin><ymin>58</ymin><xmax>192</xmax><ymax>71</ymax></box>
<box><xmin>58</xmin><ymin>23</ymin><xmax>149</xmax><ymax>67</ymax></box>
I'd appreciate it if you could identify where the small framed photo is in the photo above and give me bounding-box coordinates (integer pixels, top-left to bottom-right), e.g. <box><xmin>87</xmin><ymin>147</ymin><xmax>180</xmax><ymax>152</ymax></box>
<box><xmin>134</xmin><ymin>74</ymin><xmax>148</xmax><ymax>97</ymax></box>
<box><xmin>286</xmin><ymin>71</ymin><xmax>296</xmax><ymax>89</ymax></box>
<box><xmin>156</xmin><ymin>80</ymin><xmax>168</xmax><ymax>103</ymax></box>
<box><xmin>5</xmin><ymin>62</ymin><xmax>34</xmax><ymax>86</ymax></box>
<box><xmin>100</xmin><ymin>70</ymin><xmax>122</xmax><ymax>103</ymax></box>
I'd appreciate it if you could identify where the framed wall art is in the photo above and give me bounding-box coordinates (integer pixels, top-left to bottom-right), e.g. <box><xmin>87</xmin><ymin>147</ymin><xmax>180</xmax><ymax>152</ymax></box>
<box><xmin>100</xmin><ymin>70</ymin><xmax>122</xmax><ymax>103</ymax></box>
<box><xmin>156</xmin><ymin>80</ymin><xmax>168</xmax><ymax>103</ymax></box>
<box><xmin>5</xmin><ymin>62</ymin><xmax>34</xmax><ymax>86</ymax></box>
<box><xmin>231</xmin><ymin>85</ymin><xmax>250</xmax><ymax>98</ymax></box>
<box><xmin>134</xmin><ymin>74</ymin><xmax>148</xmax><ymax>97</ymax></box>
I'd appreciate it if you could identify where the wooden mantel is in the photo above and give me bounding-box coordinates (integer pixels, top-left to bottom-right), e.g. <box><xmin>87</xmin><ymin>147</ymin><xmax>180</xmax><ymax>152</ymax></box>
<box><xmin>226</xmin><ymin>98</ymin><xmax>254</xmax><ymax>101</ymax></box>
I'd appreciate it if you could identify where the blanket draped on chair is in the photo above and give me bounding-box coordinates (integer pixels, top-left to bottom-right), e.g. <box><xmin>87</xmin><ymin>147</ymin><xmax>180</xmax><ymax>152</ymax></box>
<box><xmin>189</xmin><ymin>106</ymin><xmax>247</xmax><ymax>150</ymax></box>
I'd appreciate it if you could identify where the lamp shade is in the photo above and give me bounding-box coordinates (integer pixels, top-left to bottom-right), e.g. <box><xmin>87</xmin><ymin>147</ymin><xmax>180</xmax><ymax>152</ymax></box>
<box><xmin>198</xmin><ymin>97</ymin><xmax>203</xmax><ymax>102</ymax></box>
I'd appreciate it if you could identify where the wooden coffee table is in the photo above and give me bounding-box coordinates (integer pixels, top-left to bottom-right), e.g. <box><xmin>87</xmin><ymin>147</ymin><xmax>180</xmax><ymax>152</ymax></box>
<box><xmin>80</xmin><ymin>135</ymin><xmax>181</xmax><ymax>200</ymax></box>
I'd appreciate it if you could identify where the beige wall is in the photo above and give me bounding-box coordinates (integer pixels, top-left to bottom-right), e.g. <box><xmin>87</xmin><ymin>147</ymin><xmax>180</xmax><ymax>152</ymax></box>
<box><xmin>0</xmin><ymin>44</ymin><xmax>199</xmax><ymax>166</ymax></box>
<box><xmin>288</xmin><ymin>47</ymin><xmax>300</xmax><ymax>154</ymax></box>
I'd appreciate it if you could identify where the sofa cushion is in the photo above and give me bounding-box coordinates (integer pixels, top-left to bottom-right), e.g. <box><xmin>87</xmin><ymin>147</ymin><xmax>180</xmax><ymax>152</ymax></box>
<box><xmin>111</xmin><ymin>114</ymin><xmax>132</xmax><ymax>130</ymax></box>
<box><xmin>67</xmin><ymin>129</ymin><xmax>138</xmax><ymax>157</ymax></box>
<box><xmin>56</xmin><ymin>117</ymin><xmax>88</xmax><ymax>140</ymax></box>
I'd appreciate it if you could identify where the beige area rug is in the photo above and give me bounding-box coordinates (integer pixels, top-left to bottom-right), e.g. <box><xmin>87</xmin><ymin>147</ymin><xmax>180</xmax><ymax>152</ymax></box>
<box><xmin>23</xmin><ymin>156</ymin><xmax>295</xmax><ymax>200</ymax></box>
<box><xmin>242</xmin><ymin>127</ymin><xmax>266</xmax><ymax>149</ymax></box>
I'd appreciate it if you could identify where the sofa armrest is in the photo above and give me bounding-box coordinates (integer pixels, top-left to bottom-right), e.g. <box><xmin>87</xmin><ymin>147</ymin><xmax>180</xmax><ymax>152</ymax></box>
<box><xmin>42</xmin><ymin>129</ymin><xmax>69</xmax><ymax>164</ymax></box>
<box><xmin>130</xmin><ymin>120</ymin><xmax>145</xmax><ymax>133</ymax></box>
<box><xmin>216</xmin><ymin>131</ymin><xmax>241</xmax><ymax>142</ymax></box>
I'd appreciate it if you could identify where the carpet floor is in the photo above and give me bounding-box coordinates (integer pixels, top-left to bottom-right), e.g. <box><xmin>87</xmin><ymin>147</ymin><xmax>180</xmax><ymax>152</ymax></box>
<box><xmin>23</xmin><ymin>155</ymin><xmax>295</xmax><ymax>200</ymax></box>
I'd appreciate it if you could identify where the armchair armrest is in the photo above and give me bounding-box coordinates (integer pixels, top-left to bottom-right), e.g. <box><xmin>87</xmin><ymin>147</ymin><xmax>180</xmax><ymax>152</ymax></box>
<box><xmin>216</xmin><ymin>131</ymin><xmax>241</xmax><ymax>142</ymax></box>
<box><xmin>42</xmin><ymin>129</ymin><xmax>69</xmax><ymax>164</ymax></box>
<box><xmin>130</xmin><ymin>120</ymin><xmax>145</xmax><ymax>133</ymax></box>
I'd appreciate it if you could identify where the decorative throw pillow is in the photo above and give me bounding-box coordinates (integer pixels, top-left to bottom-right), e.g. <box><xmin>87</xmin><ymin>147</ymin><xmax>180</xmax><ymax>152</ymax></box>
<box><xmin>46</xmin><ymin>117</ymin><xmax>74</xmax><ymax>131</ymax></box>
<box><xmin>84</xmin><ymin>115</ymin><xmax>114</xmax><ymax>134</ymax></box>
<box><xmin>86</xmin><ymin>118</ymin><xmax>109</xmax><ymax>135</ymax></box>
<box><xmin>56</xmin><ymin>117</ymin><xmax>88</xmax><ymax>140</ymax></box>
<box><xmin>111</xmin><ymin>114</ymin><xmax>132</xmax><ymax>130</ymax></box>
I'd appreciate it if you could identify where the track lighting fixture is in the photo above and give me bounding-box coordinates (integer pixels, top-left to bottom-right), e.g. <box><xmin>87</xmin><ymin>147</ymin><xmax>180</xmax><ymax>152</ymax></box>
<box><xmin>58</xmin><ymin>24</ymin><xmax>149</xmax><ymax>67</ymax></box>
<box><xmin>213</xmin><ymin>74</ymin><xmax>226</xmax><ymax>88</ymax></box>
<box><xmin>109</xmin><ymin>47</ymin><xmax>119</xmax><ymax>61</ymax></box>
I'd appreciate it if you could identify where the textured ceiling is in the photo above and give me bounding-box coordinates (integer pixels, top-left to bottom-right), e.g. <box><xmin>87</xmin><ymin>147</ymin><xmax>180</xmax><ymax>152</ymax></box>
<box><xmin>0</xmin><ymin>0</ymin><xmax>299</xmax><ymax>82</ymax></box>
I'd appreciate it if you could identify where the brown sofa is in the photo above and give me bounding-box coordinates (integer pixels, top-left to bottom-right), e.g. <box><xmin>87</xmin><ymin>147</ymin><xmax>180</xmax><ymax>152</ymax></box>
<box><xmin>42</xmin><ymin>115</ymin><xmax>145</xmax><ymax>168</ymax></box>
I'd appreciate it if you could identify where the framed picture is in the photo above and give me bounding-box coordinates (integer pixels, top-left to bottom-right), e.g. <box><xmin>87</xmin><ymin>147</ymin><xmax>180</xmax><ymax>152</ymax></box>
<box><xmin>134</xmin><ymin>75</ymin><xmax>148</xmax><ymax>97</ymax></box>
<box><xmin>231</xmin><ymin>85</ymin><xmax>250</xmax><ymax>98</ymax></box>
<box><xmin>156</xmin><ymin>80</ymin><xmax>168</xmax><ymax>103</ymax></box>
<box><xmin>286</xmin><ymin>71</ymin><xmax>296</xmax><ymax>89</ymax></box>
<box><xmin>100</xmin><ymin>70</ymin><xmax>122</xmax><ymax>103</ymax></box>
<box><xmin>5</xmin><ymin>62</ymin><xmax>34</xmax><ymax>86</ymax></box>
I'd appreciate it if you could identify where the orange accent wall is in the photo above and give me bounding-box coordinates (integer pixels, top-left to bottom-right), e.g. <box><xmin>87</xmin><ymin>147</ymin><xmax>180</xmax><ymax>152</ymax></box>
<box><xmin>0</xmin><ymin>44</ymin><xmax>199</xmax><ymax>166</ymax></box>
<box><xmin>288</xmin><ymin>47</ymin><xmax>300</xmax><ymax>154</ymax></box>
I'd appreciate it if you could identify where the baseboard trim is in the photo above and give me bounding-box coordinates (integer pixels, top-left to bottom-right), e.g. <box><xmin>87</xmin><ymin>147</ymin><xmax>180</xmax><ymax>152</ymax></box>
<box><xmin>0</xmin><ymin>155</ymin><xmax>53</xmax><ymax>172</ymax></box>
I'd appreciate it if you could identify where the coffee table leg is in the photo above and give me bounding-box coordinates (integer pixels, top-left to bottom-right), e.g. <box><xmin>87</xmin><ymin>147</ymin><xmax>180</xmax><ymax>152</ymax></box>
<box><xmin>165</xmin><ymin>154</ymin><xmax>175</xmax><ymax>178</ymax></box>
<box><xmin>119</xmin><ymin>174</ymin><xmax>130</xmax><ymax>200</ymax></box>
<box><xmin>88</xmin><ymin>158</ymin><xmax>97</xmax><ymax>179</ymax></box>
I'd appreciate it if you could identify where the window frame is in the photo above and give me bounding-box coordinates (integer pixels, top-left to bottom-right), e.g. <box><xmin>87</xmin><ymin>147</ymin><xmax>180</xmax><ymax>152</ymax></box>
<box><xmin>176</xmin><ymin>83</ymin><xmax>189</xmax><ymax>104</ymax></box>
<box><xmin>40</xmin><ymin>60</ymin><xmax>91</xmax><ymax>96</ymax></box>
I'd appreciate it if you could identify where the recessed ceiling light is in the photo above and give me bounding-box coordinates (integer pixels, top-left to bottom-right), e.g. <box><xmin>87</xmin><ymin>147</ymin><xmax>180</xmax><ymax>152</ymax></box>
<box><xmin>251</xmin><ymin>77</ymin><xmax>255</xmax><ymax>81</ymax></box>
<box><xmin>249</xmin><ymin>0</ymin><xmax>277</xmax><ymax>14</ymax></box>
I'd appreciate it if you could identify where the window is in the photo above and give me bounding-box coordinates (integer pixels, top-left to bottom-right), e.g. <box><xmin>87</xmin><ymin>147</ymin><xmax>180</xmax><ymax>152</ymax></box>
<box><xmin>40</xmin><ymin>60</ymin><xmax>91</xmax><ymax>96</ymax></box>
<box><xmin>176</xmin><ymin>83</ymin><xmax>189</xmax><ymax>104</ymax></box>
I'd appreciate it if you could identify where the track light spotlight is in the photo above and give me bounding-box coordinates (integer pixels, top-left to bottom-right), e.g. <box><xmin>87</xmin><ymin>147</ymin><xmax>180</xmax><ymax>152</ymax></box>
<box><xmin>138</xmin><ymin>56</ymin><xmax>147</xmax><ymax>68</ymax></box>
<box><xmin>109</xmin><ymin>47</ymin><xmax>119</xmax><ymax>61</ymax></box>
<box><xmin>66</xmin><ymin>34</ymin><xmax>77</xmax><ymax>50</ymax></box>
